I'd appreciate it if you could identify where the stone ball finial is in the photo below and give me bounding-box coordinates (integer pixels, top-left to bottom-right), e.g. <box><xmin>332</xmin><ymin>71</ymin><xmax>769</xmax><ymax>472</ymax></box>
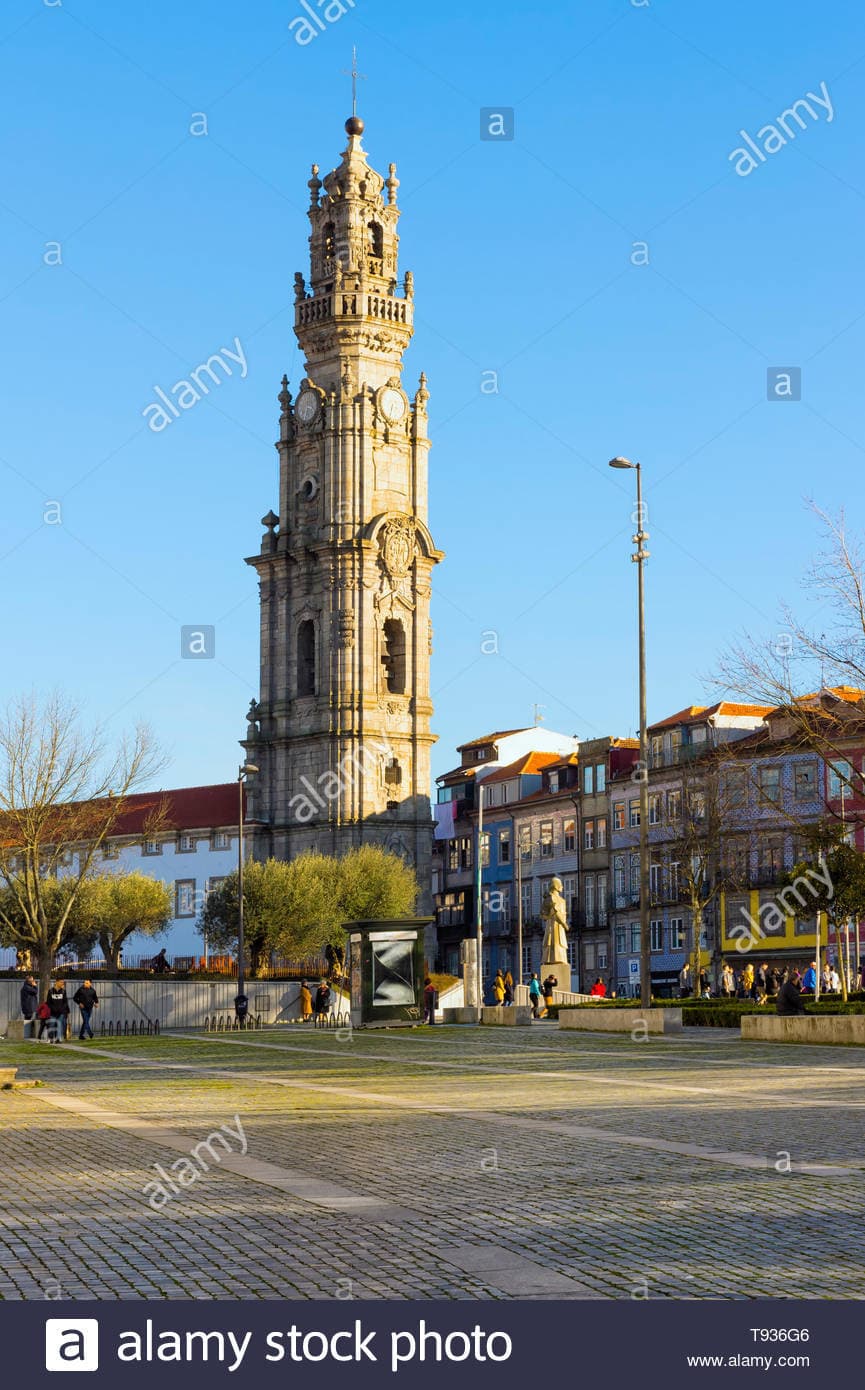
<box><xmin>345</xmin><ymin>115</ymin><xmax>364</xmax><ymax>136</ymax></box>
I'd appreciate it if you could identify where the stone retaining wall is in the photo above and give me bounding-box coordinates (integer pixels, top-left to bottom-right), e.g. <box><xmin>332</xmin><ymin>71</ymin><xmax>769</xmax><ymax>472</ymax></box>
<box><xmin>558</xmin><ymin>1007</ymin><xmax>683</xmax><ymax>1035</ymax></box>
<box><xmin>741</xmin><ymin>1013</ymin><xmax>865</xmax><ymax>1045</ymax></box>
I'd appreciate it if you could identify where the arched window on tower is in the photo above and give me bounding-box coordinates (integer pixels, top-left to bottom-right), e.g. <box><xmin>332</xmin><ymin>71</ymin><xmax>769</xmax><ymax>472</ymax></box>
<box><xmin>297</xmin><ymin>620</ymin><xmax>316</xmax><ymax>697</ymax></box>
<box><xmin>323</xmin><ymin>222</ymin><xmax>335</xmax><ymax>260</ymax></box>
<box><xmin>367</xmin><ymin>221</ymin><xmax>383</xmax><ymax>261</ymax></box>
<box><xmin>382</xmin><ymin>619</ymin><xmax>406</xmax><ymax>695</ymax></box>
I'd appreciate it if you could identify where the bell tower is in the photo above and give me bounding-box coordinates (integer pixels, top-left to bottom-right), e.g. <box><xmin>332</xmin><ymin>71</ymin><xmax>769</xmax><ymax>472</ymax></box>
<box><xmin>242</xmin><ymin>113</ymin><xmax>442</xmax><ymax>901</ymax></box>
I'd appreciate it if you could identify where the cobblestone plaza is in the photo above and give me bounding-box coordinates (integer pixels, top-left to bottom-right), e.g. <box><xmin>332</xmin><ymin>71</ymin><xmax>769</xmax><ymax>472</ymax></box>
<box><xmin>1</xmin><ymin>1026</ymin><xmax>863</xmax><ymax>1301</ymax></box>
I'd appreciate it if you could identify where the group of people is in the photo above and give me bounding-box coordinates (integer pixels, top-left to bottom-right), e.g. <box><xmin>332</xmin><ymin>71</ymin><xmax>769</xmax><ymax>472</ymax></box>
<box><xmin>19</xmin><ymin>976</ymin><xmax>99</xmax><ymax>1042</ymax></box>
<box><xmin>490</xmin><ymin>969</ymin><xmax>565</xmax><ymax>1018</ymax></box>
<box><xmin>297</xmin><ymin>979</ymin><xmax>332</xmax><ymax>1022</ymax></box>
<box><xmin>680</xmin><ymin>958</ymin><xmax>862</xmax><ymax>1003</ymax></box>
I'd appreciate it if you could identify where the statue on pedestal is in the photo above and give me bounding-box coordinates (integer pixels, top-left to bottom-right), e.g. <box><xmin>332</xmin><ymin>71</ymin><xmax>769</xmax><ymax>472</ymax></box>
<box><xmin>541</xmin><ymin>876</ymin><xmax>569</xmax><ymax>964</ymax></box>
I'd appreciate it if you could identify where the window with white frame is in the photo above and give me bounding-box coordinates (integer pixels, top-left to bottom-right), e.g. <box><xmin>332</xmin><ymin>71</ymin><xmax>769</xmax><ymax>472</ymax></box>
<box><xmin>629</xmin><ymin>853</ymin><xmax>640</xmax><ymax>899</ymax></box>
<box><xmin>596</xmin><ymin>816</ymin><xmax>607</xmax><ymax>848</ymax></box>
<box><xmin>595</xmin><ymin>763</ymin><xmax>606</xmax><ymax>793</ymax></box>
<box><xmin>597</xmin><ymin>943</ymin><xmax>608</xmax><ymax>969</ymax></box>
<box><xmin>630</xmin><ymin>923</ymin><xmax>641</xmax><ymax>953</ymax></box>
<box><xmin>177</xmin><ymin>833</ymin><xmax>196</xmax><ymax>853</ymax></box>
<box><xmin>562</xmin><ymin>875</ymin><xmax>577</xmax><ymax>923</ymax></box>
<box><xmin>175</xmin><ymin>879</ymin><xmax>196</xmax><ymax>917</ymax></box>
<box><xmin>649</xmin><ymin>861</ymin><xmax>662</xmax><ymax>899</ymax></box>
<box><xmin>648</xmin><ymin>793</ymin><xmax>663</xmax><ymax>825</ymax></box>
<box><xmin>794</xmin><ymin>762</ymin><xmax>818</xmax><ymax>801</ymax></box>
<box><xmin>583</xmin><ymin>819</ymin><xmax>594</xmax><ymax>851</ymax></box>
<box><xmin>206</xmin><ymin>876</ymin><xmax>226</xmax><ymax>898</ymax></box>
<box><xmin>479</xmin><ymin>831</ymin><xmax>490</xmax><ymax>868</ymax></box>
<box><xmin>828</xmin><ymin>760</ymin><xmax>853</xmax><ymax>800</ymax></box>
<box><xmin>143</xmin><ymin>838</ymin><xmax>162</xmax><ymax>856</ymax></box>
<box><xmin>757</xmin><ymin>765</ymin><xmax>782</xmax><ymax>806</ymax></box>
<box><xmin>583</xmin><ymin>765</ymin><xmax>593</xmax><ymax>794</ymax></box>
<box><xmin>519</xmin><ymin>824</ymin><xmax>532</xmax><ymax>860</ymax></box>
<box><xmin>521</xmin><ymin>881</ymin><xmax>532</xmax><ymax>923</ymax></box>
<box><xmin>564</xmin><ymin>818</ymin><xmax>576</xmax><ymax>853</ymax></box>
<box><xmin>522</xmin><ymin>942</ymin><xmax>532</xmax><ymax>977</ymax></box>
<box><xmin>211</xmin><ymin>831</ymin><xmax>230</xmax><ymax>850</ymax></box>
<box><xmin>650</xmin><ymin>919</ymin><xmax>663</xmax><ymax>952</ymax></box>
<box><xmin>669</xmin><ymin>917</ymin><xmax>684</xmax><ymax>950</ymax></box>
<box><xmin>629</xmin><ymin>800</ymin><xmax>640</xmax><ymax>828</ymax></box>
<box><xmin>583</xmin><ymin>941</ymin><xmax>595</xmax><ymax>969</ymax></box>
<box><xmin>102</xmin><ymin>841</ymin><xmax>119</xmax><ymax>860</ymax></box>
<box><xmin>597</xmin><ymin>873</ymin><xmax>608</xmax><ymax>924</ymax></box>
<box><xmin>584</xmin><ymin>874</ymin><xmax>595</xmax><ymax>926</ymax></box>
<box><xmin>549</xmin><ymin>771</ymin><xmax>559</xmax><ymax>794</ymax></box>
<box><xmin>613</xmin><ymin>801</ymin><xmax>626</xmax><ymax>830</ymax></box>
<box><xmin>498</xmin><ymin>828</ymin><xmax>511</xmax><ymax>864</ymax></box>
<box><xmin>539</xmin><ymin>821</ymin><xmax>553</xmax><ymax>857</ymax></box>
<box><xmin>615</xmin><ymin>926</ymin><xmax>626</xmax><ymax>954</ymax></box>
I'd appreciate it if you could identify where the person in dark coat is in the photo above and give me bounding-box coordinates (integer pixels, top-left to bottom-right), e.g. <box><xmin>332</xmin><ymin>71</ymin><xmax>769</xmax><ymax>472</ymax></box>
<box><xmin>233</xmin><ymin>991</ymin><xmax>249</xmax><ymax>1027</ymax></box>
<box><xmin>777</xmin><ymin>975</ymin><xmax>806</xmax><ymax>1016</ymax></box>
<box><xmin>72</xmin><ymin>980</ymin><xmax>98</xmax><ymax>1040</ymax></box>
<box><xmin>46</xmin><ymin>982</ymin><xmax>70</xmax><ymax>1042</ymax></box>
<box><xmin>20</xmin><ymin>975</ymin><xmax>38</xmax><ymax>1021</ymax></box>
<box><xmin>315</xmin><ymin>981</ymin><xmax>331</xmax><ymax>1020</ymax></box>
<box><xmin>423</xmin><ymin>976</ymin><xmax>436</xmax><ymax>1025</ymax></box>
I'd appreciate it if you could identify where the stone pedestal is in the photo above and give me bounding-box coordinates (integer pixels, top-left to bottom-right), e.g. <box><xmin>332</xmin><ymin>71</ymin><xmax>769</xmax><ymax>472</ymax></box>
<box><xmin>5</xmin><ymin>1019</ymin><xmax>32</xmax><ymax>1041</ymax></box>
<box><xmin>541</xmin><ymin>961</ymin><xmax>571</xmax><ymax>995</ymax></box>
<box><xmin>461</xmin><ymin>938</ymin><xmax>479</xmax><ymax>1010</ymax></box>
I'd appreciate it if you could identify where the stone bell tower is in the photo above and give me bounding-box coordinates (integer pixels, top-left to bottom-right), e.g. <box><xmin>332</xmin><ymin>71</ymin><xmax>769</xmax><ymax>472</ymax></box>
<box><xmin>242</xmin><ymin>113</ymin><xmax>442</xmax><ymax>900</ymax></box>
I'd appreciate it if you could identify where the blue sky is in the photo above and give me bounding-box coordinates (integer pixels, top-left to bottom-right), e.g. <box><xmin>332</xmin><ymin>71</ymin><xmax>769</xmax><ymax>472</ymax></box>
<box><xmin>0</xmin><ymin>0</ymin><xmax>862</xmax><ymax>787</ymax></box>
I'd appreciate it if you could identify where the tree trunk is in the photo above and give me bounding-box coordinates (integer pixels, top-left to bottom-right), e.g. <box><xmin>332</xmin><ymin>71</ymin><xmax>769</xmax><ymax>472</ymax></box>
<box><xmin>99</xmin><ymin>932</ymin><xmax>121</xmax><ymax>974</ymax></box>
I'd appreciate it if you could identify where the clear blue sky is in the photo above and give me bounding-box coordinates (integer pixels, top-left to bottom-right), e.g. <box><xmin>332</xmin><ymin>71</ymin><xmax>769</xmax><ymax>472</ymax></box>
<box><xmin>1</xmin><ymin>0</ymin><xmax>862</xmax><ymax>787</ymax></box>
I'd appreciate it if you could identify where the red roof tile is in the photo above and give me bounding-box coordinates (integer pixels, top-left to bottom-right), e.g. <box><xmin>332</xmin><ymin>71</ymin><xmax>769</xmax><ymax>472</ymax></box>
<box><xmin>108</xmin><ymin>783</ymin><xmax>242</xmax><ymax>836</ymax></box>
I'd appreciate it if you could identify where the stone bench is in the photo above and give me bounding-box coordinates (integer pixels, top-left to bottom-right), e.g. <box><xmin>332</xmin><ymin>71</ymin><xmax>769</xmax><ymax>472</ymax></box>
<box><xmin>440</xmin><ymin>1006</ymin><xmax>533</xmax><ymax>1026</ymax></box>
<box><xmin>741</xmin><ymin>1014</ymin><xmax>865</xmax><ymax>1045</ymax></box>
<box><xmin>480</xmin><ymin>1005</ymin><xmax>532</xmax><ymax>1027</ymax></box>
<box><xmin>0</xmin><ymin>1068</ymin><xmax>19</xmax><ymax>1085</ymax></box>
<box><xmin>4</xmin><ymin>1020</ymin><xmax>34</xmax><ymax>1042</ymax></box>
<box><xmin>559</xmin><ymin>1007</ymin><xmax>683</xmax><ymax>1035</ymax></box>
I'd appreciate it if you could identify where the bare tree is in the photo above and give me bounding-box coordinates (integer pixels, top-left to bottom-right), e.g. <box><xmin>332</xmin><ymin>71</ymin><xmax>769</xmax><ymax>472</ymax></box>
<box><xmin>658</xmin><ymin>752</ymin><xmax>740</xmax><ymax>998</ymax></box>
<box><xmin>0</xmin><ymin>692</ymin><xmax>163</xmax><ymax>997</ymax></box>
<box><xmin>717</xmin><ymin>503</ymin><xmax>865</xmax><ymax>802</ymax></box>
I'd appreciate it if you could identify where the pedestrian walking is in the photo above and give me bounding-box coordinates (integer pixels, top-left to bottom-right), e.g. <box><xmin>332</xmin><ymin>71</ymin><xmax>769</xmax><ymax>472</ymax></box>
<box><xmin>541</xmin><ymin>974</ymin><xmax>556</xmax><ymax>1015</ymax></box>
<box><xmin>720</xmin><ymin>962</ymin><xmax>734</xmax><ymax>997</ymax></box>
<box><xmin>299</xmin><ymin>980</ymin><xmax>313</xmax><ymax>1022</ymax></box>
<box><xmin>423</xmin><ymin>976</ymin><xmax>436</xmax><ymax>1025</ymax></box>
<box><xmin>72</xmin><ymin>979</ymin><xmax>98</xmax><ymax>1040</ymax></box>
<box><xmin>699</xmin><ymin>968</ymin><xmax>710</xmax><ymax>998</ymax></box>
<box><xmin>679</xmin><ymin>962</ymin><xmax>691</xmax><ymax>998</ymax></box>
<box><xmin>20</xmin><ymin>974</ymin><xmax>38</xmax><ymax>1021</ymax></box>
<box><xmin>742</xmin><ymin>962</ymin><xmax>755</xmax><ymax>1000</ymax></box>
<box><xmin>528</xmin><ymin>972</ymin><xmax>542</xmax><ymax>1019</ymax></box>
<box><xmin>36</xmin><ymin>999</ymin><xmax>52</xmax><ymax>1040</ymax></box>
<box><xmin>492</xmin><ymin>970</ymin><xmax>505</xmax><ymax>1005</ymax></box>
<box><xmin>46</xmin><ymin>982</ymin><xmax>70</xmax><ymax>1042</ymax></box>
<box><xmin>590</xmin><ymin>977</ymin><xmax>607</xmax><ymax>998</ymax></box>
<box><xmin>801</xmin><ymin>960</ymin><xmax>817</xmax><ymax>994</ymax></box>
<box><xmin>830</xmin><ymin>966</ymin><xmax>841</xmax><ymax>993</ymax></box>
<box><xmin>233</xmin><ymin>991</ymin><xmax>249</xmax><ymax>1027</ymax></box>
<box><xmin>502</xmin><ymin>969</ymin><xmax>514</xmax><ymax>1006</ymax></box>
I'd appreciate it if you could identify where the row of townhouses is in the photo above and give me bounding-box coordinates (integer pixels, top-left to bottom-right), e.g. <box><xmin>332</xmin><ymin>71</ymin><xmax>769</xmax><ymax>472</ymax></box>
<box><xmin>5</xmin><ymin>690</ymin><xmax>864</xmax><ymax>985</ymax></box>
<box><xmin>431</xmin><ymin>689</ymin><xmax>865</xmax><ymax>996</ymax></box>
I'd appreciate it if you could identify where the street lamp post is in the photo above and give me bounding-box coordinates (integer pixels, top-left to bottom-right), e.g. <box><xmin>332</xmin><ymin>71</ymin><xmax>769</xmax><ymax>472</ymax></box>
<box><xmin>475</xmin><ymin>778</ymin><xmax>485</xmax><ymax>1018</ymax></box>
<box><xmin>609</xmin><ymin>457</ymin><xmax>651</xmax><ymax>1008</ymax></box>
<box><xmin>237</xmin><ymin>762</ymin><xmax>259</xmax><ymax>998</ymax></box>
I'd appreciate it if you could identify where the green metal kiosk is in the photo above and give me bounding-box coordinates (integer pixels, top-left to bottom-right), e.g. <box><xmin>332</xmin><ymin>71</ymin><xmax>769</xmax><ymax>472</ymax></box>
<box><xmin>347</xmin><ymin>918</ymin><xmax>434</xmax><ymax>1029</ymax></box>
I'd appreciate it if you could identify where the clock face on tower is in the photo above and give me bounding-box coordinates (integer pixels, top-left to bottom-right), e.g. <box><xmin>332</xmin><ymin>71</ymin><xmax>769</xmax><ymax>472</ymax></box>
<box><xmin>379</xmin><ymin>387</ymin><xmax>406</xmax><ymax>424</ymax></box>
<box><xmin>296</xmin><ymin>389</ymin><xmax>320</xmax><ymax>425</ymax></box>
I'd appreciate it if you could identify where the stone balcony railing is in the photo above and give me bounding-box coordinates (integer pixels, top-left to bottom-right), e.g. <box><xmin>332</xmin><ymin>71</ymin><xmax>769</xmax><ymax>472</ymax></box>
<box><xmin>296</xmin><ymin>290</ymin><xmax>413</xmax><ymax>331</ymax></box>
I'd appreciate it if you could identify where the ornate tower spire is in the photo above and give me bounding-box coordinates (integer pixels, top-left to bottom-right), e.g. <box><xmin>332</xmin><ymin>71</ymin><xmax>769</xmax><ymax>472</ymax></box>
<box><xmin>294</xmin><ymin>115</ymin><xmax>413</xmax><ymax>394</ymax></box>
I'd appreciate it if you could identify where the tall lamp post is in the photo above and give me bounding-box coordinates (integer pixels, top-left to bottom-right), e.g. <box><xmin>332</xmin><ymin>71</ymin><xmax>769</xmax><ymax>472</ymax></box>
<box><xmin>609</xmin><ymin>457</ymin><xmax>651</xmax><ymax>1008</ymax></box>
<box><xmin>237</xmin><ymin>762</ymin><xmax>259</xmax><ymax>997</ymax></box>
<box><xmin>475</xmin><ymin>778</ymin><xmax>485</xmax><ymax>1018</ymax></box>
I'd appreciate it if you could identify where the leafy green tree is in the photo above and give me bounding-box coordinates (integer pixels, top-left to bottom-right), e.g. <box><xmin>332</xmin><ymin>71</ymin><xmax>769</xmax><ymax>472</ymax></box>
<box><xmin>197</xmin><ymin>847</ymin><xmax>419</xmax><ymax>976</ymax></box>
<box><xmin>65</xmin><ymin>872</ymin><xmax>172</xmax><ymax>971</ymax></box>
